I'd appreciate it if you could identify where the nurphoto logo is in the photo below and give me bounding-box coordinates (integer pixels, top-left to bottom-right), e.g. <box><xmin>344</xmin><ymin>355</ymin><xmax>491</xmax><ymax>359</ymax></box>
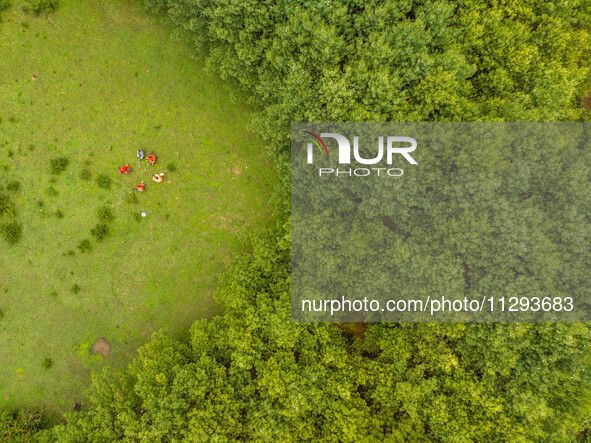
<box><xmin>304</xmin><ymin>131</ymin><xmax>418</xmax><ymax>177</ymax></box>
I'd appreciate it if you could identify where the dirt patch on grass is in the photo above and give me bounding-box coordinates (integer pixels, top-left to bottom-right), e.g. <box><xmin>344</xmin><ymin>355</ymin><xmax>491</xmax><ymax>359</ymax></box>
<box><xmin>91</xmin><ymin>338</ymin><xmax>111</xmax><ymax>357</ymax></box>
<box><xmin>583</xmin><ymin>91</ymin><xmax>591</xmax><ymax>110</ymax></box>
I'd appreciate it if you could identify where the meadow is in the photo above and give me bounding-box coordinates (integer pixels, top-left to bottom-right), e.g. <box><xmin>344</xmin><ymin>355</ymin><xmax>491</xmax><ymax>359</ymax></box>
<box><xmin>0</xmin><ymin>0</ymin><xmax>275</xmax><ymax>414</ymax></box>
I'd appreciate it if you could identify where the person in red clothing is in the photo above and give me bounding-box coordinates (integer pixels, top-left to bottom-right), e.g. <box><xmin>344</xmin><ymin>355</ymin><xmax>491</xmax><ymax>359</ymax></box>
<box><xmin>137</xmin><ymin>181</ymin><xmax>145</xmax><ymax>192</ymax></box>
<box><xmin>119</xmin><ymin>164</ymin><xmax>131</xmax><ymax>174</ymax></box>
<box><xmin>146</xmin><ymin>154</ymin><xmax>156</xmax><ymax>165</ymax></box>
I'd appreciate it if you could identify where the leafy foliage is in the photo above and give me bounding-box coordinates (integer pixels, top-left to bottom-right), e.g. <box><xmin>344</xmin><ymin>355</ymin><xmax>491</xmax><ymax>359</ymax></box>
<box><xmin>41</xmin><ymin>358</ymin><xmax>53</xmax><ymax>370</ymax></box>
<box><xmin>0</xmin><ymin>194</ymin><xmax>16</xmax><ymax>218</ymax></box>
<box><xmin>90</xmin><ymin>223</ymin><xmax>109</xmax><ymax>241</ymax></box>
<box><xmin>49</xmin><ymin>157</ymin><xmax>69</xmax><ymax>175</ymax></box>
<box><xmin>97</xmin><ymin>206</ymin><xmax>114</xmax><ymax>223</ymax></box>
<box><xmin>1</xmin><ymin>220</ymin><xmax>22</xmax><ymax>245</ymax></box>
<box><xmin>6</xmin><ymin>180</ymin><xmax>20</xmax><ymax>193</ymax></box>
<box><xmin>0</xmin><ymin>408</ymin><xmax>48</xmax><ymax>442</ymax></box>
<box><xmin>0</xmin><ymin>0</ymin><xmax>10</xmax><ymax>13</ymax></box>
<box><xmin>79</xmin><ymin>168</ymin><xmax>92</xmax><ymax>181</ymax></box>
<box><xmin>95</xmin><ymin>174</ymin><xmax>112</xmax><ymax>190</ymax></box>
<box><xmin>76</xmin><ymin>239</ymin><xmax>91</xmax><ymax>253</ymax></box>
<box><xmin>24</xmin><ymin>0</ymin><xmax>59</xmax><ymax>15</ymax></box>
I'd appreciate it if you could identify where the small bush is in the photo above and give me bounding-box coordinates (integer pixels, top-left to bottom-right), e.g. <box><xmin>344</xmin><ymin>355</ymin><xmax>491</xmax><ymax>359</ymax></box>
<box><xmin>166</xmin><ymin>163</ymin><xmax>177</xmax><ymax>172</ymax></box>
<box><xmin>79</xmin><ymin>168</ymin><xmax>92</xmax><ymax>181</ymax></box>
<box><xmin>24</xmin><ymin>0</ymin><xmax>58</xmax><ymax>14</ymax></box>
<box><xmin>50</xmin><ymin>157</ymin><xmax>69</xmax><ymax>175</ymax></box>
<box><xmin>41</xmin><ymin>357</ymin><xmax>53</xmax><ymax>370</ymax></box>
<box><xmin>6</xmin><ymin>180</ymin><xmax>20</xmax><ymax>192</ymax></box>
<box><xmin>55</xmin><ymin>209</ymin><xmax>64</xmax><ymax>218</ymax></box>
<box><xmin>0</xmin><ymin>194</ymin><xmax>16</xmax><ymax>217</ymax></box>
<box><xmin>71</xmin><ymin>284</ymin><xmax>81</xmax><ymax>294</ymax></box>
<box><xmin>0</xmin><ymin>0</ymin><xmax>11</xmax><ymax>13</ymax></box>
<box><xmin>1</xmin><ymin>220</ymin><xmax>22</xmax><ymax>245</ymax></box>
<box><xmin>45</xmin><ymin>186</ymin><xmax>59</xmax><ymax>197</ymax></box>
<box><xmin>97</xmin><ymin>206</ymin><xmax>114</xmax><ymax>223</ymax></box>
<box><xmin>90</xmin><ymin>223</ymin><xmax>109</xmax><ymax>241</ymax></box>
<box><xmin>77</xmin><ymin>239</ymin><xmax>91</xmax><ymax>253</ymax></box>
<box><xmin>125</xmin><ymin>192</ymin><xmax>139</xmax><ymax>204</ymax></box>
<box><xmin>96</xmin><ymin>174</ymin><xmax>112</xmax><ymax>190</ymax></box>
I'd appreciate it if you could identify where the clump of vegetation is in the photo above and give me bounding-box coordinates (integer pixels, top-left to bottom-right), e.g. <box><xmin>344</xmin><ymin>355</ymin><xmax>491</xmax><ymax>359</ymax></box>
<box><xmin>41</xmin><ymin>357</ymin><xmax>53</xmax><ymax>370</ymax></box>
<box><xmin>77</xmin><ymin>239</ymin><xmax>91</xmax><ymax>253</ymax></box>
<box><xmin>0</xmin><ymin>194</ymin><xmax>16</xmax><ymax>218</ymax></box>
<box><xmin>96</xmin><ymin>174</ymin><xmax>112</xmax><ymax>190</ymax></box>
<box><xmin>55</xmin><ymin>209</ymin><xmax>64</xmax><ymax>218</ymax></box>
<box><xmin>166</xmin><ymin>163</ymin><xmax>177</xmax><ymax>172</ymax></box>
<box><xmin>45</xmin><ymin>186</ymin><xmax>59</xmax><ymax>197</ymax></box>
<box><xmin>50</xmin><ymin>157</ymin><xmax>69</xmax><ymax>175</ymax></box>
<box><xmin>0</xmin><ymin>308</ymin><xmax>4</xmax><ymax>320</ymax></box>
<box><xmin>79</xmin><ymin>168</ymin><xmax>92</xmax><ymax>181</ymax></box>
<box><xmin>90</xmin><ymin>223</ymin><xmax>109</xmax><ymax>241</ymax></box>
<box><xmin>24</xmin><ymin>0</ymin><xmax>59</xmax><ymax>14</ymax></box>
<box><xmin>6</xmin><ymin>180</ymin><xmax>20</xmax><ymax>193</ymax></box>
<box><xmin>132</xmin><ymin>212</ymin><xmax>142</xmax><ymax>223</ymax></box>
<box><xmin>1</xmin><ymin>220</ymin><xmax>22</xmax><ymax>245</ymax></box>
<box><xmin>65</xmin><ymin>250</ymin><xmax>75</xmax><ymax>256</ymax></box>
<box><xmin>49</xmin><ymin>291</ymin><xmax>57</xmax><ymax>298</ymax></box>
<box><xmin>125</xmin><ymin>192</ymin><xmax>139</xmax><ymax>204</ymax></box>
<box><xmin>70</xmin><ymin>284</ymin><xmax>81</xmax><ymax>294</ymax></box>
<box><xmin>97</xmin><ymin>206</ymin><xmax>114</xmax><ymax>223</ymax></box>
<box><xmin>0</xmin><ymin>0</ymin><xmax>11</xmax><ymax>14</ymax></box>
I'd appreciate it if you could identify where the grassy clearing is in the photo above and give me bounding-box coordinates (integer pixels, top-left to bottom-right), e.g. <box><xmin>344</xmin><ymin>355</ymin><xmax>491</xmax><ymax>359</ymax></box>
<box><xmin>0</xmin><ymin>0</ymin><xmax>275</xmax><ymax>414</ymax></box>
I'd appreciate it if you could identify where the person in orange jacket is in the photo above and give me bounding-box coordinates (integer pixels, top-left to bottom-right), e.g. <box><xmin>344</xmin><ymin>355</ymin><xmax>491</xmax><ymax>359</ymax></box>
<box><xmin>137</xmin><ymin>181</ymin><xmax>145</xmax><ymax>192</ymax></box>
<box><xmin>146</xmin><ymin>154</ymin><xmax>156</xmax><ymax>165</ymax></box>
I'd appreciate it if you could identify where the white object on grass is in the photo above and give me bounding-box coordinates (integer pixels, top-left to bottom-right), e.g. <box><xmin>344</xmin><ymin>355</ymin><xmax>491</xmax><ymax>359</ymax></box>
<box><xmin>141</xmin><ymin>212</ymin><xmax>147</xmax><ymax>217</ymax></box>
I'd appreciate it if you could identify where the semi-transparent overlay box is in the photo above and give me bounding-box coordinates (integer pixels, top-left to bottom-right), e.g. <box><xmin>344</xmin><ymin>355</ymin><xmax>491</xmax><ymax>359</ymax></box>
<box><xmin>291</xmin><ymin>123</ymin><xmax>590</xmax><ymax>322</ymax></box>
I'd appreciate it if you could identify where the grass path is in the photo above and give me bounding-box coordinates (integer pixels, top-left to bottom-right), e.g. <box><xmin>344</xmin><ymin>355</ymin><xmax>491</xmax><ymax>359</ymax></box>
<box><xmin>0</xmin><ymin>0</ymin><xmax>275</xmax><ymax>413</ymax></box>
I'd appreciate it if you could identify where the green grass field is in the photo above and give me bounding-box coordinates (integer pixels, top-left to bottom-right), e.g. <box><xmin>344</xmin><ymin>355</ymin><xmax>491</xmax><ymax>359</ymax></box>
<box><xmin>0</xmin><ymin>0</ymin><xmax>275</xmax><ymax>414</ymax></box>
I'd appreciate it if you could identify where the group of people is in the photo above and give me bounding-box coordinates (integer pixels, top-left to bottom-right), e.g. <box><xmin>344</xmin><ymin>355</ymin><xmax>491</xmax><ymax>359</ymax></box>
<box><xmin>118</xmin><ymin>150</ymin><xmax>163</xmax><ymax>192</ymax></box>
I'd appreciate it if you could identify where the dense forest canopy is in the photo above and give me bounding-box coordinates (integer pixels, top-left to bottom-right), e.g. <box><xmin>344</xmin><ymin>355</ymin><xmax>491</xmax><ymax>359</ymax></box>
<box><xmin>1</xmin><ymin>0</ymin><xmax>590</xmax><ymax>440</ymax></box>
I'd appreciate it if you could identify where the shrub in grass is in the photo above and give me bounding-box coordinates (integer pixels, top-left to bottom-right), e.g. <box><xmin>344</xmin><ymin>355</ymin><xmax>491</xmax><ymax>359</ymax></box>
<box><xmin>0</xmin><ymin>0</ymin><xmax>11</xmax><ymax>13</ymax></box>
<box><xmin>1</xmin><ymin>220</ymin><xmax>22</xmax><ymax>245</ymax></box>
<box><xmin>0</xmin><ymin>194</ymin><xmax>16</xmax><ymax>217</ymax></box>
<box><xmin>55</xmin><ymin>209</ymin><xmax>64</xmax><ymax>218</ymax></box>
<box><xmin>166</xmin><ymin>162</ymin><xmax>177</xmax><ymax>172</ymax></box>
<box><xmin>65</xmin><ymin>250</ymin><xmax>75</xmax><ymax>256</ymax></box>
<box><xmin>125</xmin><ymin>192</ymin><xmax>139</xmax><ymax>204</ymax></box>
<box><xmin>49</xmin><ymin>291</ymin><xmax>57</xmax><ymax>298</ymax></box>
<box><xmin>77</xmin><ymin>239</ymin><xmax>91</xmax><ymax>253</ymax></box>
<box><xmin>24</xmin><ymin>0</ymin><xmax>58</xmax><ymax>14</ymax></box>
<box><xmin>90</xmin><ymin>223</ymin><xmax>109</xmax><ymax>241</ymax></box>
<box><xmin>50</xmin><ymin>157</ymin><xmax>69</xmax><ymax>175</ymax></box>
<box><xmin>79</xmin><ymin>168</ymin><xmax>92</xmax><ymax>181</ymax></box>
<box><xmin>0</xmin><ymin>308</ymin><xmax>4</xmax><ymax>319</ymax></box>
<box><xmin>41</xmin><ymin>357</ymin><xmax>53</xmax><ymax>370</ymax></box>
<box><xmin>96</xmin><ymin>174</ymin><xmax>112</xmax><ymax>190</ymax></box>
<box><xmin>6</xmin><ymin>180</ymin><xmax>20</xmax><ymax>193</ymax></box>
<box><xmin>71</xmin><ymin>284</ymin><xmax>81</xmax><ymax>294</ymax></box>
<box><xmin>45</xmin><ymin>186</ymin><xmax>59</xmax><ymax>197</ymax></box>
<box><xmin>97</xmin><ymin>206</ymin><xmax>114</xmax><ymax>223</ymax></box>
